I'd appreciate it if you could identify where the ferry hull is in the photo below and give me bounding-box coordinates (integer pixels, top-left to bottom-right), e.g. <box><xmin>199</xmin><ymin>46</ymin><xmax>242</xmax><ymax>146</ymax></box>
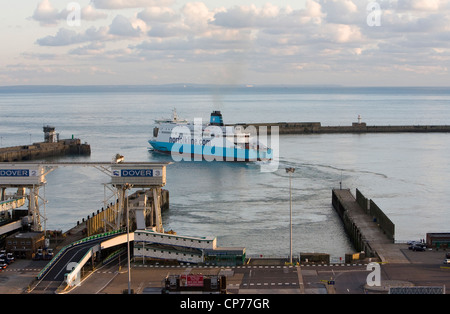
<box><xmin>148</xmin><ymin>140</ymin><xmax>272</xmax><ymax>162</ymax></box>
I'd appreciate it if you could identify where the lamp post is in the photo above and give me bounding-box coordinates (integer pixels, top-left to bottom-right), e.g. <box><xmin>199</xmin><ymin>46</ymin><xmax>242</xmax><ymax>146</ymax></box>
<box><xmin>123</xmin><ymin>183</ymin><xmax>132</xmax><ymax>294</ymax></box>
<box><xmin>285</xmin><ymin>167</ymin><xmax>295</xmax><ymax>264</ymax></box>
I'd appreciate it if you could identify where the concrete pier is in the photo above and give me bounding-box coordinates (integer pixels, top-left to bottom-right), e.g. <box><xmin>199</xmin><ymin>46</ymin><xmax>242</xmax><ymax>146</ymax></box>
<box><xmin>332</xmin><ymin>188</ymin><xmax>409</xmax><ymax>264</ymax></box>
<box><xmin>1</xmin><ymin>126</ymin><xmax>90</xmax><ymax>162</ymax></box>
<box><xmin>231</xmin><ymin>122</ymin><xmax>450</xmax><ymax>135</ymax></box>
<box><xmin>0</xmin><ymin>139</ymin><xmax>91</xmax><ymax>162</ymax></box>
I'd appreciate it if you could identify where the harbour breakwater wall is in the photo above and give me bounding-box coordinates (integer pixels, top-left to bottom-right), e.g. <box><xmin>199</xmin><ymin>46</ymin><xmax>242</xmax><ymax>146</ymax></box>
<box><xmin>0</xmin><ymin>126</ymin><xmax>90</xmax><ymax>162</ymax></box>
<box><xmin>355</xmin><ymin>189</ymin><xmax>395</xmax><ymax>241</ymax></box>
<box><xmin>332</xmin><ymin>189</ymin><xmax>395</xmax><ymax>259</ymax></box>
<box><xmin>0</xmin><ymin>138</ymin><xmax>91</xmax><ymax>162</ymax></box>
<box><xmin>231</xmin><ymin>122</ymin><xmax>450</xmax><ymax>135</ymax></box>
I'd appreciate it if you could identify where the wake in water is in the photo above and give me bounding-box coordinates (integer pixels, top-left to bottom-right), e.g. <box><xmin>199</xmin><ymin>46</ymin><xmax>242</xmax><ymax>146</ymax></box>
<box><xmin>273</xmin><ymin>158</ymin><xmax>389</xmax><ymax>179</ymax></box>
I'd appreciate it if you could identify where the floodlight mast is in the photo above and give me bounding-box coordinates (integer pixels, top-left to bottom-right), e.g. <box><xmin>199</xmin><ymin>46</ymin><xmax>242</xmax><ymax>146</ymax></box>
<box><xmin>285</xmin><ymin>167</ymin><xmax>295</xmax><ymax>264</ymax></box>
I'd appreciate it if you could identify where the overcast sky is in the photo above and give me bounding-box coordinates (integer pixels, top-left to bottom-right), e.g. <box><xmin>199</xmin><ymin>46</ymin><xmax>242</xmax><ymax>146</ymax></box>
<box><xmin>1</xmin><ymin>0</ymin><xmax>450</xmax><ymax>86</ymax></box>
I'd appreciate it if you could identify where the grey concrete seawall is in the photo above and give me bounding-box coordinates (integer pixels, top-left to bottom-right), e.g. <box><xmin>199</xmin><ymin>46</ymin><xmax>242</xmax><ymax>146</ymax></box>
<box><xmin>230</xmin><ymin>122</ymin><xmax>450</xmax><ymax>135</ymax></box>
<box><xmin>332</xmin><ymin>189</ymin><xmax>409</xmax><ymax>264</ymax></box>
<box><xmin>0</xmin><ymin>139</ymin><xmax>91</xmax><ymax>162</ymax></box>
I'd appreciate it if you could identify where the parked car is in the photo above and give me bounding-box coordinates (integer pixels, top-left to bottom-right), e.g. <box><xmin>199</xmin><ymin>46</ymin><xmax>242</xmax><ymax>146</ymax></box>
<box><xmin>409</xmin><ymin>244</ymin><xmax>424</xmax><ymax>250</ymax></box>
<box><xmin>446</xmin><ymin>252</ymin><xmax>450</xmax><ymax>259</ymax></box>
<box><xmin>6</xmin><ymin>253</ymin><xmax>14</xmax><ymax>264</ymax></box>
<box><xmin>0</xmin><ymin>259</ymin><xmax>7</xmax><ymax>269</ymax></box>
<box><xmin>44</xmin><ymin>249</ymin><xmax>53</xmax><ymax>260</ymax></box>
<box><xmin>411</xmin><ymin>244</ymin><xmax>426</xmax><ymax>251</ymax></box>
<box><xmin>443</xmin><ymin>259</ymin><xmax>450</xmax><ymax>265</ymax></box>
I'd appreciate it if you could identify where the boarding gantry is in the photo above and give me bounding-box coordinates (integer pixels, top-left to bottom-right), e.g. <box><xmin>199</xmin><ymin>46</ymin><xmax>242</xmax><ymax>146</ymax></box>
<box><xmin>0</xmin><ymin>159</ymin><xmax>171</xmax><ymax>236</ymax></box>
<box><xmin>0</xmin><ymin>164</ymin><xmax>53</xmax><ymax>232</ymax></box>
<box><xmin>110</xmin><ymin>162</ymin><xmax>168</xmax><ymax>233</ymax></box>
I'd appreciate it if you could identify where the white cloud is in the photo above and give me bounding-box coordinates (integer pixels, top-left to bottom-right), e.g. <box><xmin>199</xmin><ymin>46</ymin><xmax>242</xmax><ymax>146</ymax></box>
<box><xmin>18</xmin><ymin>0</ymin><xmax>450</xmax><ymax>85</ymax></box>
<box><xmin>36</xmin><ymin>27</ymin><xmax>111</xmax><ymax>46</ymax></box>
<box><xmin>396</xmin><ymin>0</ymin><xmax>443</xmax><ymax>11</ymax></box>
<box><xmin>91</xmin><ymin>0</ymin><xmax>175</xmax><ymax>10</ymax></box>
<box><xmin>411</xmin><ymin>0</ymin><xmax>441</xmax><ymax>11</ymax></box>
<box><xmin>109</xmin><ymin>15</ymin><xmax>143</xmax><ymax>37</ymax></box>
<box><xmin>69</xmin><ymin>42</ymin><xmax>106</xmax><ymax>56</ymax></box>
<box><xmin>31</xmin><ymin>0</ymin><xmax>108</xmax><ymax>26</ymax></box>
<box><xmin>304</xmin><ymin>0</ymin><xmax>324</xmax><ymax>19</ymax></box>
<box><xmin>181</xmin><ymin>2</ymin><xmax>215</xmax><ymax>30</ymax></box>
<box><xmin>36</xmin><ymin>14</ymin><xmax>145</xmax><ymax>47</ymax></box>
<box><xmin>326</xmin><ymin>24</ymin><xmax>362</xmax><ymax>43</ymax></box>
<box><xmin>211</xmin><ymin>4</ymin><xmax>294</xmax><ymax>28</ymax></box>
<box><xmin>137</xmin><ymin>7</ymin><xmax>178</xmax><ymax>23</ymax></box>
<box><xmin>318</xmin><ymin>0</ymin><xmax>359</xmax><ymax>24</ymax></box>
<box><xmin>36</xmin><ymin>28</ymin><xmax>85</xmax><ymax>46</ymax></box>
<box><xmin>82</xmin><ymin>5</ymin><xmax>108</xmax><ymax>21</ymax></box>
<box><xmin>147</xmin><ymin>23</ymin><xmax>188</xmax><ymax>38</ymax></box>
<box><xmin>31</xmin><ymin>0</ymin><xmax>64</xmax><ymax>26</ymax></box>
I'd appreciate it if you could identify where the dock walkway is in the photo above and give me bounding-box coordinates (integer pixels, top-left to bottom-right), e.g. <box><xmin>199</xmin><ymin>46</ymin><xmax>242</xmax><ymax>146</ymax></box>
<box><xmin>332</xmin><ymin>189</ymin><xmax>409</xmax><ymax>264</ymax></box>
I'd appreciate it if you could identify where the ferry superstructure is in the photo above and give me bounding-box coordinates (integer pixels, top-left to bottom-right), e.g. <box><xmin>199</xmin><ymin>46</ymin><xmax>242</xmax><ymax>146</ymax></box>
<box><xmin>148</xmin><ymin>110</ymin><xmax>272</xmax><ymax>162</ymax></box>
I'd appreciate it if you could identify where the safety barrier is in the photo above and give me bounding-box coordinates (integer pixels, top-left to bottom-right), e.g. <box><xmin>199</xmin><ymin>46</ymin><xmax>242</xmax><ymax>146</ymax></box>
<box><xmin>36</xmin><ymin>229</ymin><xmax>125</xmax><ymax>280</ymax></box>
<box><xmin>103</xmin><ymin>247</ymin><xmax>127</xmax><ymax>265</ymax></box>
<box><xmin>0</xmin><ymin>197</ymin><xmax>26</xmax><ymax>211</ymax></box>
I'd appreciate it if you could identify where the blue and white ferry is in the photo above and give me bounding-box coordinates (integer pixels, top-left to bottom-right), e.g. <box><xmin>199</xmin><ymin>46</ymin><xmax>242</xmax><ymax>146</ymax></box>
<box><xmin>149</xmin><ymin>109</ymin><xmax>272</xmax><ymax>162</ymax></box>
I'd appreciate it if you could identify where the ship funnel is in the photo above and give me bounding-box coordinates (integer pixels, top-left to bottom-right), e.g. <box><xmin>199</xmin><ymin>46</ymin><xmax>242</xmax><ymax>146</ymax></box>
<box><xmin>210</xmin><ymin>111</ymin><xmax>224</xmax><ymax>126</ymax></box>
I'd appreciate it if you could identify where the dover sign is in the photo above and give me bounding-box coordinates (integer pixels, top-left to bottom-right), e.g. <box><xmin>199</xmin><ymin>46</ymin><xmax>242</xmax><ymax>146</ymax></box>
<box><xmin>113</xmin><ymin>169</ymin><xmax>162</xmax><ymax>177</ymax></box>
<box><xmin>0</xmin><ymin>169</ymin><xmax>34</xmax><ymax>177</ymax></box>
<box><xmin>111</xmin><ymin>165</ymin><xmax>166</xmax><ymax>187</ymax></box>
<box><xmin>0</xmin><ymin>166</ymin><xmax>44</xmax><ymax>186</ymax></box>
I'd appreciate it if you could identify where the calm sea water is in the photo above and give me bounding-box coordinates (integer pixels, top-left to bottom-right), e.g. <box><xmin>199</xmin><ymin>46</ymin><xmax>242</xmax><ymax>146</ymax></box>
<box><xmin>1</xmin><ymin>86</ymin><xmax>450</xmax><ymax>258</ymax></box>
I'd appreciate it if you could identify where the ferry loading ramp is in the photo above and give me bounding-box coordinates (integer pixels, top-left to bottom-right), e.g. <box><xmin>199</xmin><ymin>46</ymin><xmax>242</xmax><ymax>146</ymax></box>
<box><xmin>31</xmin><ymin>229</ymin><xmax>128</xmax><ymax>293</ymax></box>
